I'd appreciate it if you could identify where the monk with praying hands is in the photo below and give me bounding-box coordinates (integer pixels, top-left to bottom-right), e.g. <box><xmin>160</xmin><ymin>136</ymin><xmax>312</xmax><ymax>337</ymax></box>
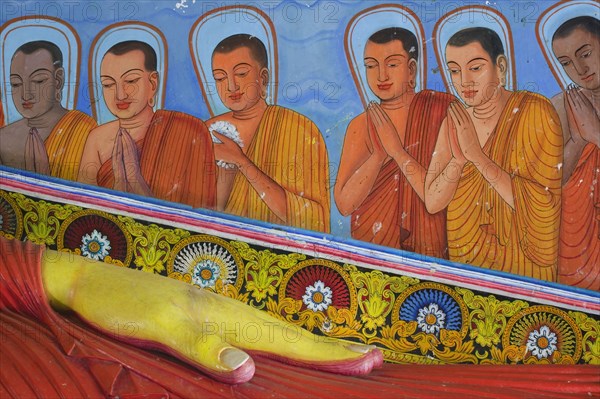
<box><xmin>550</xmin><ymin>16</ymin><xmax>600</xmax><ymax>290</ymax></box>
<box><xmin>77</xmin><ymin>40</ymin><xmax>216</xmax><ymax>209</ymax></box>
<box><xmin>425</xmin><ymin>28</ymin><xmax>563</xmax><ymax>281</ymax></box>
<box><xmin>0</xmin><ymin>41</ymin><xmax>96</xmax><ymax>180</ymax></box>
<box><xmin>334</xmin><ymin>28</ymin><xmax>453</xmax><ymax>258</ymax></box>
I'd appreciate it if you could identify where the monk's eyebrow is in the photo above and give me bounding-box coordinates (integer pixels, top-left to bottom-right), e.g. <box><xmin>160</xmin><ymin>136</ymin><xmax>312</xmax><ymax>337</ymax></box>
<box><xmin>385</xmin><ymin>54</ymin><xmax>406</xmax><ymax>60</ymax></box>
<box><xmin>575</xmin><ymin>44</ymin><xmax>591</xmax><ymax>55</ymax></box>
<box><xmin>120</xmin><ymin>68</ymin><xmax>144</xmax><ymax>78</ymax></box>
<box><xmin>9</xmin><ymin>73</ymin><xmax>23</xmax><ymax>79</ymax></box>
<box><xmin>29</xmin><ymin>68</ymin><xmax>53</xmax><ymax>75</ymax></box>
<box><xmin>467</xmin><ymin>57</ymin><xmax>488</xmax><ymax>64</ymax></box>
<box><xmin>233</xmin><ymin>62</ymin><xmax>252</xmax><ymax>69</ymax></box>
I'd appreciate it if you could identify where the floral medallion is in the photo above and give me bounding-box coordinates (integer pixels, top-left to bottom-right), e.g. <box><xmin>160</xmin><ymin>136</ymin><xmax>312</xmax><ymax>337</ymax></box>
<box><xmin>503</xmin><ymin>306</ymin><xmax>582</xmax><ymax>363</ymax></box>
<box><xmin>280</xmin><ymin>259</ymin><xmax>357</xmax><ymax>314</ymax></box>
<box><xmin>58</xmin><ymin>210</ymin><xmax>132</xmax><ymax>266</ymax></box>
<box><xmin>80</xmin><ymin>229</ymin><xmax>111</xmax><ymax>260</ymax></box>
<box><xmin>394</xmin><ymin>283</ymin><xmax>468</xmax><ymax>337</ymax></box>
<box><xmin>168</xmin><ymin>235</ymin><xmax>244</xmax><ymax>292</ymax></box>
<box><xmin>0</xmin><ymin>191</ymin><xmax>22</xmax><ymax>239</ymax></box>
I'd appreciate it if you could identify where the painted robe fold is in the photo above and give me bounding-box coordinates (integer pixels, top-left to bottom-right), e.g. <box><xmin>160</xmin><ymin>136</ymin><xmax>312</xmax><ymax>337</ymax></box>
<box><xmin>225</xmin><ymin>105</ymin><xmax>330</xmax><ymax>233</ymax></box>
<box><xmin>447</xmin><ymin>91</ymin><xmax>563</xmax><ymax>281</ymax></box>
<box><xmin>559</xmin><ymin>143</ymin><xmax>600</xmax><ymax>290</ymax></box>
<box><xmin>46</xmin><ymin>110</ymin><xmax>96</xmax><ymax>181</ymax></box>
<box><xmin>97</xmin><ymin>110</ymin><xmax>216</xmax><ymax>209</ymax></box>
<box><xmin>351</xmin><ymin>90</ymin><xmax>454</xmax><ymax>258</ymax></box>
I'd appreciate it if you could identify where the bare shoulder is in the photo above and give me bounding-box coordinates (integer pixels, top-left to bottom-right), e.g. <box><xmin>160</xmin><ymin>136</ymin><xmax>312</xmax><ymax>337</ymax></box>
<box><xmin>346</xmin><ymin>111</ymin><xmax>368</xmax><ymax>136</ymax></box>
<box><xmin>550</xmin><ymin>91</ymin><xmax>565</xmax><ymax>111</ymax></box>
<box><xmin>0</xmin><ymin>118</ymin><xmax>28</xmax><ymax>138</ymax></box>
<box><xmin>87</xmin><ymin>120</ymin><xmax>119</xmax><ymax>146</ymax></box>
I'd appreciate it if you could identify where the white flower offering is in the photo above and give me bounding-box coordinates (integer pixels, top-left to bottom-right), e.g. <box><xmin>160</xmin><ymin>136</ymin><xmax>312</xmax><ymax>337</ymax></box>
<box><xmin>208</xmin><ymin>120</ymin><xmax>244</xmax><ymax>169</ymax></box>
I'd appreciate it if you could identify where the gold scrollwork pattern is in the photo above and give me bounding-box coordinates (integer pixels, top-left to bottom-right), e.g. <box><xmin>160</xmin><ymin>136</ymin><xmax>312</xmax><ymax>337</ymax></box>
<box><xmin>0</xmin><ymin>189</ymin><xmax>597</xmax><ymax>365</ymax></box>
<box><xmin>457</xmin><ymin>288</ymin><xmax>529</xmax><ymax>354</ymax></box>
<box><xmin>569</xmin><ymin>311</ymin><xmax>600</xmax><ymax>365</ymax></box>
<box><xmin>12</xmin><ymin>192</ymin><xmax>80</xmax><ymax>245</ymax></box>
<box><xmin>121</xmin><ymin>217</ymin><xmax>190</xmax><ymax>274</ymax></box>
<box><xmin>349</xmin><ymin>266</ymin><xmax>418</xmax><ymax>338</ymax></box>
<box><xmin>231</xmin><ymin>241</ymin><xmax>304</xmax><ymax>309</ymax></box>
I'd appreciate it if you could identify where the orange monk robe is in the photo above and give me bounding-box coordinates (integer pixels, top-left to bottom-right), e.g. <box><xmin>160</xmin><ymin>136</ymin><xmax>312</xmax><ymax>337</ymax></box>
<box><xmin>447</xmin><ymin>91</ymin><xmax>563</xmax><ymax>281</ymax></box>
<box><xmin>225</xmin><ymin>106</ymin><xmax>330</xmax><ymax>233</ymax></box>
<box><xmin>559</xmin><ymin>143</ymin><xmax>600</xmax><ymax>290</ymax></box>
<box><xmin>351</xmin><ymin>90</ymin><xmax>454</xmax><ymax>258</ymax></box>
<box><xmin>97</xmin><ymin>110</ymin><xmax>216</xmax><ymax>209</ymax></box>
<box><xmin>46</xmin><ymin>110</ymin><xmax>96</xmax><ymax>181</ymax></box>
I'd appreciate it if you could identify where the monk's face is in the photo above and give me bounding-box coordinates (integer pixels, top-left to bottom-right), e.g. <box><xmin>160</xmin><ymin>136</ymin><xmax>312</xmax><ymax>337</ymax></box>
<box><xmin>446</xmin><ymin>41</ymin><xmax>506</xmax><ymax>107</ymax></box>
<box><xmin>363</xmin><ymin>39</ymin><xmax>416</xmax><ymax>101</ymax></box>
<box><xmin>212</xmin><ymin>46</ymin><xmax>268</xmax><ymax>112</ymax></box>
<box><xmin>552</xmin><ymin>27</ymin><xmax>600</xmax><ymax>91</ymax></box>
<box><xmin>100</xmin><ymin>49</ymin><xmax>158</xmax><ymax>120</ymax></box>
<box><xmin>9</xmin><ymin>48</ymin><xmax>64</xmax><ymax>119</ymax></box>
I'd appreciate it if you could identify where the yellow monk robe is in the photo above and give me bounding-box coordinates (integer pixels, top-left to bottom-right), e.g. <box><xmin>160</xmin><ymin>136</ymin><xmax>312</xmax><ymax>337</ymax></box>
<box><xmin>97</xmin><ymin>110</ymin><xmax>216</xmax><ymax>209</ymax></box>
<box><xmin>352</xmin><ymin>90</ymin><xmax>454</xmax><ymax>258</ymax></box>
<box><xmin>447</xmin><ymin>91</ymin><xmax>563</xmax><ymax>281</ymax></box>
<box><xmin>45</xmin><ymin>110</ymin><xmax>96</xmax><ymax>181</ymax></box>
<box><xmin>559</xmin><ymin>143</ymin><xmax>600</xmax><ymax>290</ymax></box>
<box><xmin>225</xmin><ymin>106</ymin><xmax>330</xmax><ymax>233</ymax></box>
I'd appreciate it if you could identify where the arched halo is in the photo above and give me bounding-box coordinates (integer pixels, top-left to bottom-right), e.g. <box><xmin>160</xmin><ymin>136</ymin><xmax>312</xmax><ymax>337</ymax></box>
<box><xmin>344</xmin><ymin>4</ymin><xmax>426</xmax><ymax>107</ymax></box>
<box><xmin>189</xmin><ymin>5</ymin><xmax>278</xmax><ymax>117</ymax></box>
<box><xmin>0</xmin><ymin>16</ymin><xmax>80</xmax><ymax>124</ymax></box>
<box><xmin>433</xmin><ymin>5</ymin><xmax>517</xmax><ymax>100</ymax></box>
<box><xmin>536</xmin><ymin>0</ymin><xmax>600</xmax><ymax>90</ymax></box>
<box><xmin>88</xmin><ymin>21</ymin><xmax>168</xmax><ymax>124</ymax></box>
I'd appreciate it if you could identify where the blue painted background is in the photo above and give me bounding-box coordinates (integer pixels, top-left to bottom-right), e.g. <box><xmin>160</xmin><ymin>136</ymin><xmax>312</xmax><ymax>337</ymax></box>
<box><xmin>0</xmin><ymin>0</ymin><xmax>563</xmax><ymax>238</ymax></box>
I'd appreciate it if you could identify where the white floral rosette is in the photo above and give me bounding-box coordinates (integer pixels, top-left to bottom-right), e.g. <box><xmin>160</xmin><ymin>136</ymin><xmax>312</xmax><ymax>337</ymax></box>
<box><xmin>209</xmin><ymin>120</ymin><xmax>244</xmax><ymax>169</ymax></box>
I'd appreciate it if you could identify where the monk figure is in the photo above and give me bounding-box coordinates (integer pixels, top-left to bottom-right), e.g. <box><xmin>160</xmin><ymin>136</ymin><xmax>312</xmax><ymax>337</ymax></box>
<box><xmin>78</xmin><ymin>41</ymin><xmax>215</xmax><ymax>209</ymax></box>
<box><xmin>425</xmin><ymin>27</ymin><xmax>563</xmax><ymax>281</ymax></box>
<box><xmin>551</xmin><ymin>16</ymin><xmax>600</xmax><ymax>290</ymax></box>
<box><xmin>0</xmin><ymin>41</ymin><xmax>96</xmax><ymax>180</ymax></box>
<box><xmin>334</xmin><ymin>28</ymin><xmax>453</xmax><ymax>258</ymax></box>
<box><xmin>206</xmin><ymin>34</ymin><xmax>330</xmax><ymax>232</ymax></box>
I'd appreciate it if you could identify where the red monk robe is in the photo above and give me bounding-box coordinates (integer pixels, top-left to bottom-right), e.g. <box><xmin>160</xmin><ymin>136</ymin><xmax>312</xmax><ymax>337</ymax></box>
<box><xmin>351</xmin><ymin>90</ymin><xmax>454</xmax><ymax>259</ymax></box>
<box><xmin>559</xmin><ymin>143</ymin><xmax>600</xmax><ymax>290</ymax></box>
<box><xmin>97</xmin><ymin>110</ymin><xmax>216</xmax><ymax>209</ymax></box>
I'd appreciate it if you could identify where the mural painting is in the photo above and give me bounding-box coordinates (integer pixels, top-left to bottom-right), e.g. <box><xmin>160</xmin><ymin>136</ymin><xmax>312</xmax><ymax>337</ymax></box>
<box><xmin>0</xmin><ymin>0</ymin><xmax>599</xmax><ymax>394</ymax></box>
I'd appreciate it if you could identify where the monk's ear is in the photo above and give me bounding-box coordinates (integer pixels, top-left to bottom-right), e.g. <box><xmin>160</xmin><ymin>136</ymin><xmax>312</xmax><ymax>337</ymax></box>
<box><xmin>54</xmin><ymin>67</ymin><xmax>65</xmax><ymax>92</ymax></box>
<box><xmin>260</xmin><ymin>67</ymin><xmax>269</xmax><ymax>89</ymax></box>
<box><xmin>149</xmin><ymin>71</ymin><xmax>159</xmax><ymax>94</ymax></box>
<box><xmin>408</xmin><ymin>58</ymin><xmax>417</xmax><ymax>80</ymax></box>
<box><xmin>496</xmin><ymin>55</ymin><xmax>508</xmax><ymax>86</ymax></box>
<box><xmin>408</xmin><ymin>58</ymin><xmax>418</xmax><ymax>89</ymax></box>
